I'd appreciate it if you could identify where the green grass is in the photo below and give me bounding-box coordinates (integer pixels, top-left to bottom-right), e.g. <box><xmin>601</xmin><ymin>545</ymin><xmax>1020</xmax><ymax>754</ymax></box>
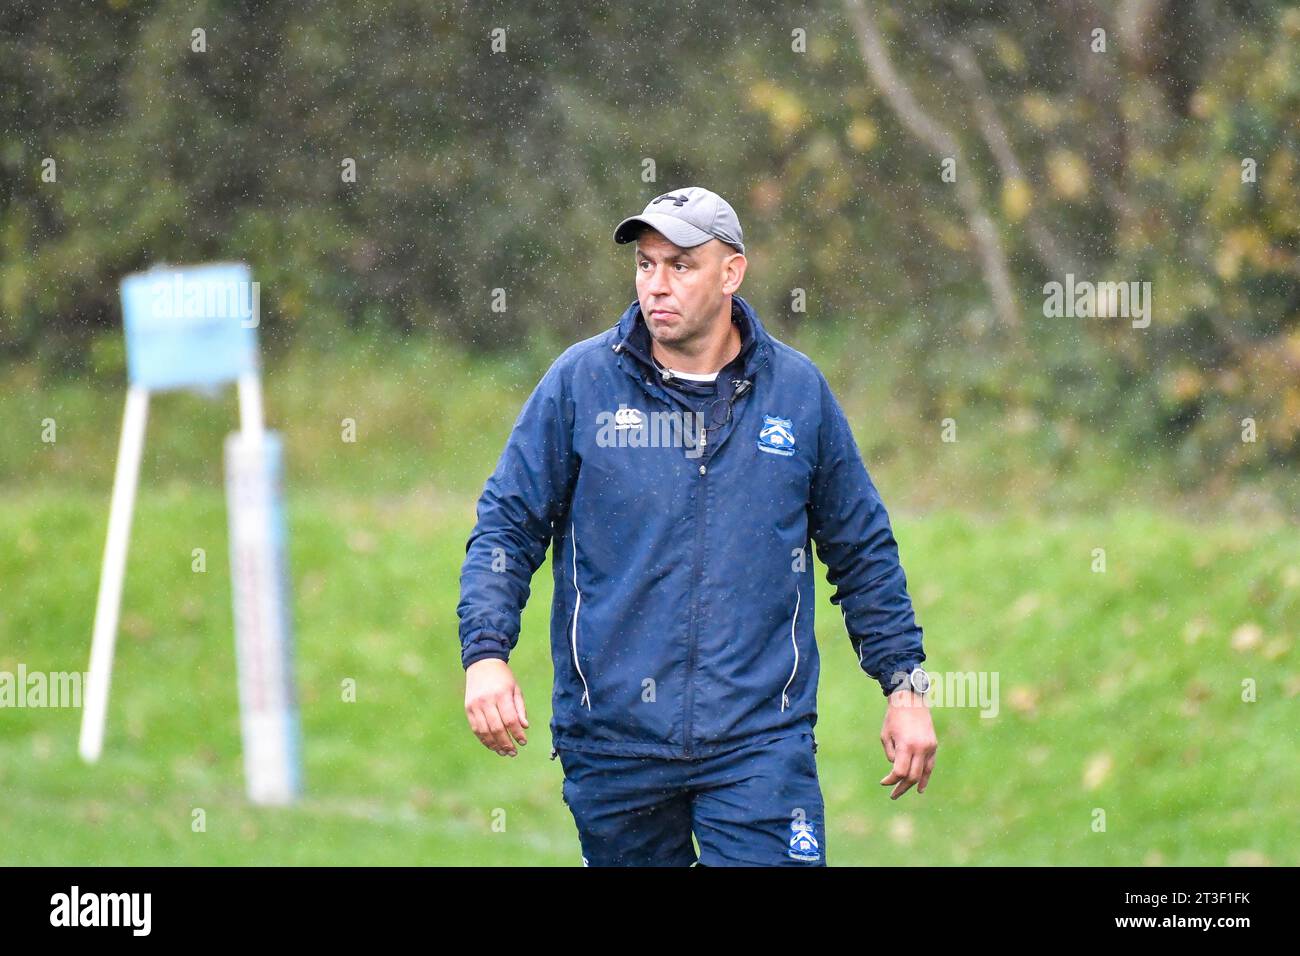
<box><xmin>2</xmin><ymin>334</ymin><xmax>1295</xmax><ymax>864</ymax></box>
<box><xmin>1</xmin><ymin>486</ymin><xmax>1295</xmax><ymax>865</ymax></box>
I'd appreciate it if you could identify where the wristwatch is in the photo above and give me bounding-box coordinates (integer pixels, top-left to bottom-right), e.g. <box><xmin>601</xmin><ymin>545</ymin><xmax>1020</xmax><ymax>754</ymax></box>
<box><xmin>889</xmin><ymin>665</ymin><xmax>931</xmax><ymax>696</ymax></box>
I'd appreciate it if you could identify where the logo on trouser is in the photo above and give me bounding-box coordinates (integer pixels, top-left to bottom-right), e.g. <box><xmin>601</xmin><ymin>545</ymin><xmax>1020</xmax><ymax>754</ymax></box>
<box><xmin>788</xmin><ymin>821</ymin><xmax>820</xmax><ymax>862</ymax></box>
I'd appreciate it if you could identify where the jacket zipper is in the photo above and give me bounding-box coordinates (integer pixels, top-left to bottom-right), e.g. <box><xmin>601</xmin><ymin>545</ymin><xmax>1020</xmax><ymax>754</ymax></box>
<box><xmin>569</xmin><ymin>521</ymin><xmax>590</xmax><ymax>709</ymax></box>
<box><xmin>780</xmin><ymin>584</ymin><xmax>802</xmax><ymax>711</ymax></box>
<box><xmin>682</xmin><ymin>374</ymin><xmax>759</xmax><ymax>753</ymax></box>
<box><xmin>683</xmin><ymin>442</ymin><xmax>708</xmax><ymax>757</ymax></box>
<box><xmin>617</xmin><ymin>340</ymin><xmax>769</xmax><ymax>757</ymax></box>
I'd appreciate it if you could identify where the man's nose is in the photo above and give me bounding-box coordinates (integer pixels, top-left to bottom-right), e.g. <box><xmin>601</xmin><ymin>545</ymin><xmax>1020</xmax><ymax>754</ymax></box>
<box><xmin>643</xmin><ymin>263</ymin><xmax>671</xmax><ymax>294</ymax></box>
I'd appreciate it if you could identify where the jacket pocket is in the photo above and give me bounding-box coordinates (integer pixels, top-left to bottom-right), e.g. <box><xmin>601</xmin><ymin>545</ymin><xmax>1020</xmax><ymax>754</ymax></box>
<box><xmin>780</xmin><ymin>583</ymin><xmax>803</xmax><ymax>712</ymax></box>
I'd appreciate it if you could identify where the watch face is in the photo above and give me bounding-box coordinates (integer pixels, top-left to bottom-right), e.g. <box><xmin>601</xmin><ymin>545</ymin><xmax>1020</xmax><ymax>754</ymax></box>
<box><xmin>909</xmin><ymin>668</ymin><xmax>931</xmax><ymax>694</ymax></box>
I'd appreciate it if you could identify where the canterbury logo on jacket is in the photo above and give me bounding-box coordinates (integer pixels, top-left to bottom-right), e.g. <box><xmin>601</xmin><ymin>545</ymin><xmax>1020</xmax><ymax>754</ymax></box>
<box><xmin>457</xmin><ymin>294</ymin><xmax>927</xmax><ymax>759</ymax></box>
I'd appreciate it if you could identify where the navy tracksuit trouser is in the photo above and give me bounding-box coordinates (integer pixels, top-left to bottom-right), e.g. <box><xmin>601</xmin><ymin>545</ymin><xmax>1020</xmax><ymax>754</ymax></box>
<box><xmin>554</xmin><ymin>731</ymin><xmax>826</xmax><ymax>866</ymax></box>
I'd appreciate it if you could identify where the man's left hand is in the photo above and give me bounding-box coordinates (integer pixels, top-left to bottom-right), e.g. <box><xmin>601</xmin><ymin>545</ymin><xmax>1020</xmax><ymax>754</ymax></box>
<box><xmin>879</xmin><ymin>689</ymin><xmax>938</xmax><ymax>799</ymax></box>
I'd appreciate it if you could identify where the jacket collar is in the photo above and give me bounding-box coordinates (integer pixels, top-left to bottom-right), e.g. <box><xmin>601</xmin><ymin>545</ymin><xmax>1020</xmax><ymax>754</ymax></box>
<box><xmin>611</xmin><ymin>293</ymin><xmax>773</xmax><ymax>380</ymax></box>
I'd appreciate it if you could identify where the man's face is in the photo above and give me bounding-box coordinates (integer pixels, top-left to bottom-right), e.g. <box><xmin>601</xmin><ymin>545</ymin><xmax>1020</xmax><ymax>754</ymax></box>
<box><xmin>634</xmin><ymin>229</ymin><xmax>745</xmax><ymax>350</ymax></box>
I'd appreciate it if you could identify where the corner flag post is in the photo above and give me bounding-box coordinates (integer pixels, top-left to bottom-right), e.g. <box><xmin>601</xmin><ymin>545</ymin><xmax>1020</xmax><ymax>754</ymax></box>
<box><xmin>79</xmin><ymin>384</ymin><xmax>150</xmax><ymax>763</ymax></box>
<box><xmin>225</xmin><ymin>368</ymin><xmax>302</xmax><ymax>804</ymax></box>
<box><xmin>79</xmin><ymin>263</ymin><xmax>302</xmax><ymax>805</ymax></box>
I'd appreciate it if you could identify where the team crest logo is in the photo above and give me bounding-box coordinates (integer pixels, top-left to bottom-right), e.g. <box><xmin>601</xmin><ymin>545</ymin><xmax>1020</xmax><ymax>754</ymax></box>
<box><xmin>757</xmin><ymin>415</ymin><xmax>796</xmax><ymax>456</ymax></box>
<box><xmin>788</xmin><ymin>820</ymin><xmax>820</xmax><ymax>862</ymax></box>
<box><xmin>614</xmin><ymin>406</ymin><xmax>645</xmax><ymax>430</ymax></box>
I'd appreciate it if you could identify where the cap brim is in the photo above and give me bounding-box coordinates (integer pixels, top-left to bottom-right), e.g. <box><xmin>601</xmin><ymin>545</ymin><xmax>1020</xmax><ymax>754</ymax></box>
<box><xmin>612</xmin><ymin>213</ymin><xmax>714</xmax><ymax>249</ymax></box>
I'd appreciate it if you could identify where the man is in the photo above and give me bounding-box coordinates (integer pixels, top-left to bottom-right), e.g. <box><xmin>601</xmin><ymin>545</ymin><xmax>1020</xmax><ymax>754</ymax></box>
<box><xmin>457</xmin><ymin>186</ymin><xmax>936</xmax><ymax>866</ymax></box>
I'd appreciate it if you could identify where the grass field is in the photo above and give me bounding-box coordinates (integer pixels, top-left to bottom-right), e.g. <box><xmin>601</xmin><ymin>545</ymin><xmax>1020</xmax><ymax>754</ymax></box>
<box><xmin>1</xmin><ymin>334</ymin><xmax>1295</xmax><ymax>864</ymax></box>
<box><xmin>2</xmin><ymin>483</ymin><xmax>1296</xmax><ymax>865</ymax></box>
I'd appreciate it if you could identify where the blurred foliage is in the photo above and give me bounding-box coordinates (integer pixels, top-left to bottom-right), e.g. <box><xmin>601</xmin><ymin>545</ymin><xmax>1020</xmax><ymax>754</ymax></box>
<box><xmin>1</xmin><ymin>0</ymin><xmax>1297</xmax><ymax>482</ymax></box>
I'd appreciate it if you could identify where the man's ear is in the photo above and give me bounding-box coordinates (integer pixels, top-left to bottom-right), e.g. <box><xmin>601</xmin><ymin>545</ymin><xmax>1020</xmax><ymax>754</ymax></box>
<box><xmin>722</xmin><ymin>253</ymin><xmax>747</xmax><ymax>295</ymax></box>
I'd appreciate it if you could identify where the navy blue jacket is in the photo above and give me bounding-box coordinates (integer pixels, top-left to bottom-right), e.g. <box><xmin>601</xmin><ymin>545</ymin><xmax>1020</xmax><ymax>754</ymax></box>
<box><xmin>457</xmin><ymin>294</ymin><xmax>926</xmax><ymax>758</ymax></box>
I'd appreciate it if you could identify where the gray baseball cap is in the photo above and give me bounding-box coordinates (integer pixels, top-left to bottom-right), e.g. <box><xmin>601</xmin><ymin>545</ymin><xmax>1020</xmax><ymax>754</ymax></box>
<box><xmin>613</xmin><ymin>186</ymin><xmax>745</xmax><ymax>255</ymax></box>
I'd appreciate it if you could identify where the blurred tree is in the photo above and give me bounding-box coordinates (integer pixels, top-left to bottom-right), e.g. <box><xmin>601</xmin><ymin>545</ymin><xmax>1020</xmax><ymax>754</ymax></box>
<box><xmin>0</xmin><ymin>0</ymin><xmax>1295</xmax><ymax>475</ymax></box>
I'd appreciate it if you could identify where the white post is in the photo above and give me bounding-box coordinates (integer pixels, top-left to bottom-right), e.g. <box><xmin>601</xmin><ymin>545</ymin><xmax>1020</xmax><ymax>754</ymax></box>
<box><xmin>237</xmin><ymin>371</ymin><xmax>264</xmax><ymax>438</ymax></box>
<box><xmin>227</xmin><ymin>368</ymin><xmax>300</xmax><ymax>804</ymax></box>
<box><xmin>79</xmin><ymin>385</ymin><xmax>150</xmax><ymax>763</ymax></box>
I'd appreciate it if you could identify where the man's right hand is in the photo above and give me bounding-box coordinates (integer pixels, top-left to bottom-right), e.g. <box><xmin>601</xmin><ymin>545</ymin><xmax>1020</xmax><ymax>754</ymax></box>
<box><xmin>464</xmin><ymin>658</ymin><xmax>529</xmax><ymax>756</ymax></box>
